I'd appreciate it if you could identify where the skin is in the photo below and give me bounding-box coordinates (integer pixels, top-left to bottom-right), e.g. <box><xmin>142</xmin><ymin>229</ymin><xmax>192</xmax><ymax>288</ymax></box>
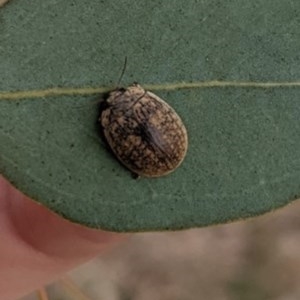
<box><xmin>0</xmin><ymin>175</ymin><xmax>126</xmax><ymax>300</ymax></box>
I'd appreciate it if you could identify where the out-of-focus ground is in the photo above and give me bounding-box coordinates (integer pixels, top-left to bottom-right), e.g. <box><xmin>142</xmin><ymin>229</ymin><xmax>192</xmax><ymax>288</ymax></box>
<box><xmin>23</xmin><ymin>200</ymin><xmax>300</xmax><ymax>300</ymax></box>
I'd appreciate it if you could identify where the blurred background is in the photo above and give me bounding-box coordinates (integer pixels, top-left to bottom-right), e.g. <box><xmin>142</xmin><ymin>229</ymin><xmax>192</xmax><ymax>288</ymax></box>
<box><xmin>22</xmin><ymin>199</ymin><xmax>300</xmax><ymax>300</ymax></box>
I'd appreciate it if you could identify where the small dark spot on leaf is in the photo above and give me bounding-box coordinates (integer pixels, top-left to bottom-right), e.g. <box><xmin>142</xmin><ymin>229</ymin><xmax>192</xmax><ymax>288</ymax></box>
<box><xmin>131</xmin><ymin>172</ymin><xmax>140</xmax><ymax>180</ymax></box>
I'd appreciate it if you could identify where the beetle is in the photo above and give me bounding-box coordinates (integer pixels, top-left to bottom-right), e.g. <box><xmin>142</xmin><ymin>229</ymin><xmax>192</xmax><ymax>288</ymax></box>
<box><xmin>99</xmin><ymin>83</ymin><xmax>188</xmax><ymax>178</ymax></box>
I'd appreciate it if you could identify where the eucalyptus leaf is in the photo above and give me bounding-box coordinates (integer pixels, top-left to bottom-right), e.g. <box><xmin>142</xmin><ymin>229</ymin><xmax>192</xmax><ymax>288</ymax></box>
<box><xmin>0</xmin><ymin>0</ymin><xmax>300</xmax><ymax>231</ymax></box>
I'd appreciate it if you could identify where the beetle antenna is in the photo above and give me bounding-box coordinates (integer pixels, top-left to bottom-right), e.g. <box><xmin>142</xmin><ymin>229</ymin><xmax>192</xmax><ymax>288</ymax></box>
<box><xmin>116</xmin><ymin>56</ymin><xmax>127</xmax><ymax>88</ymax></box>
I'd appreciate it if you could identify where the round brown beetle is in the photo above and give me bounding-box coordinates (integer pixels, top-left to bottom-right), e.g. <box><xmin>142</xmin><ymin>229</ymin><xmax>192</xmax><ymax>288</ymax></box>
<box><xmin>99</xmin><ymin>83</ymin><xmax>188</xmax><ymax>178</ymax></box>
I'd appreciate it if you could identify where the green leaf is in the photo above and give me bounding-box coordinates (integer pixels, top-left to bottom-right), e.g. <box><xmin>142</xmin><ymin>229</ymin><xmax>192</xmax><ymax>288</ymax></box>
<box><xmin>1</xmin><ymin>0</ymin><xmax>300</xmax><ymax>232</ymax></box>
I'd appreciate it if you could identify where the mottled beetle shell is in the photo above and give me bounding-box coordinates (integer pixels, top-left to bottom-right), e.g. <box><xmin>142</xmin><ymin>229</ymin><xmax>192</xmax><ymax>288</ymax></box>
<box><xmin>100</xmin><ymin>83</ymin><xmax>188</xmax><ymax>177</ymax></box>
